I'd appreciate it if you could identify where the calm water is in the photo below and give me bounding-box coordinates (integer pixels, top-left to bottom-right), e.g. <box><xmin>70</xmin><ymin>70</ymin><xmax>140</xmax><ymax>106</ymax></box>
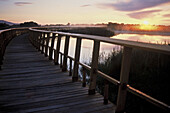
<box><xmin>111</xmin><ymin>34</ymin><xmax>170</xmax><ymax>45</ymax></box>
<box><xmin>50</xmin><ymin>33</ymin><xmax>170</xmax><ymax>64</ymax></box>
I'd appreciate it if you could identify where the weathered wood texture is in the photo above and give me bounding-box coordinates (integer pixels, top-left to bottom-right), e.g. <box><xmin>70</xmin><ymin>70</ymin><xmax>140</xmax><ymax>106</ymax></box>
<box><xmin>0</xmin><ymin>34</ymin><xmax>115</xmax><ymax>113</ymax></box>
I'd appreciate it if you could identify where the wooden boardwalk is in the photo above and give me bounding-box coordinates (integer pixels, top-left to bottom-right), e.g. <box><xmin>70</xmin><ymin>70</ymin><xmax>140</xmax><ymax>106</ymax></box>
<box><xmin>0</xmin><ymin>34</ymin><xmax>115</xmax><ymax>113</ymax></box>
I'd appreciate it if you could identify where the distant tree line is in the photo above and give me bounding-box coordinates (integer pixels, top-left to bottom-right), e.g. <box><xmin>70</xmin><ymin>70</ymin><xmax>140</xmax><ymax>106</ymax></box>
<box><xmin>108</xmin><ymin>22</ymin><xmax>170</xmax><ymax>32</ymax></box>
<box><xmin>0</xmin><ymin>21</ymin><xmax>39</xmax><ymax>30</ymax></box>
<box><xmin>0</xmin><ymin>23</ymin><xmax>10</xmax><ymax>30</ymax></box>
<box><xmin>58</xmin><ymin>27</ymin><xmax>115</xmax><ymax>37</ymax></box>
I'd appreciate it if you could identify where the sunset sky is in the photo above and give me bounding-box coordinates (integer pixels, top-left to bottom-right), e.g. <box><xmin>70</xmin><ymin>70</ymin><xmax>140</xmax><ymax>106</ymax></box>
<box><xmin>0</xmin><ymin>0</ymin><xmax>170</xmax><ymax>25</ymax></box>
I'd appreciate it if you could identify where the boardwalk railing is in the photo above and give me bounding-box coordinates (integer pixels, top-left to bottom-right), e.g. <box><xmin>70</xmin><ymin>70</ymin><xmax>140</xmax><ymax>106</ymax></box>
<box><xmin>29</xmin><ymin>27</ymin><xmax>170</xmax><ymax>112</ymax></box>
<box><xmin>0</xmin><ymin>28</ymin><xmax>28</xmax><ymax>69</ymax></box>
<box><xmin>1</xmin><ymin>27</ymin><xmax>170</xmax><ymax>112</ymax></box>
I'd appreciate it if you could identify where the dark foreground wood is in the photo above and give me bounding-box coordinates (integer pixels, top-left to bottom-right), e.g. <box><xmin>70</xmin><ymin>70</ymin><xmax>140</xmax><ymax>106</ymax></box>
<box><xmin>0</xmin><ymin>34</ymin><xmax>115</xmax><ymax>113</ymax></box>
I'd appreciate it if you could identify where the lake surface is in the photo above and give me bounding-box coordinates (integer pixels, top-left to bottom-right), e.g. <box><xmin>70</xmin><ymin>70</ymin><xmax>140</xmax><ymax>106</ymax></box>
<box><xmin>50</xmin><ymin>33</ymin><xmax>170</xmax><ymax>64</ymax></box>
<box><xmin>111</xmin><ymin>33</ymin><xmax>170</xmax><ymax>45</ymax></box>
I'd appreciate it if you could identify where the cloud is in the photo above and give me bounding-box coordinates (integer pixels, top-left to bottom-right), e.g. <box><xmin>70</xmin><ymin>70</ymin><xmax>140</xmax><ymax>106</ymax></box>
<box><xmin>163</xmin><ymin>14</ymin><xmax>170</xmax><ymax>17</ymax></box>
<box><xmin>127</xmin><ymin>9</ymin><xmax>162</xmax><ymax>19</ymax></box>
<box><xmin>14</xmin><ymin>2</ymin><xmax>32</xmax><ymax>6</ymax></box>
<box><xmin>81</xmin><ymin>4</ymin><xmax>91</xmax><ymax>7</ymax></box>
<box><xmin>0</xmin><ymin>0</ymin><xmax>9</xmax><ymax>1</ymax></box>
<box><xmin>100</xmin><ymin>0</ymin><xmax>170</xmax><ymax>11</ymax></box>
<box><xmin>163</xmin><ymin>19</ymin><xmax>170</xmax><ymax>22</ymax></box>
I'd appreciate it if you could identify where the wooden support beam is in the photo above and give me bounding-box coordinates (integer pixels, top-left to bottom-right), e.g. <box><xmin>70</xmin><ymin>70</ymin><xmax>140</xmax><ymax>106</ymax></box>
<box><xmin>62</xmin><ymin>36</ymin><xmax>70</xmax><ymax>72</ymax></box>
<box><xmin>72</xmin><ymin>38</ymin><xmax>82</xmax><ymax>82</ymax></box>
<box><xmin>49</xmin><ymin>33</ymin><xmax>56</xmax><ymax>60</ymax></box>
<box><xmin>54</xmin><ymin>35</ymin><xmax>61</xmax><ymax>65</ymax></box>
<box><xmin>116</xmin><ymin>47</ymin><xmax>132</xmax><ymax>113</ymax></box>
<box><xmin>88</xmin><ymin>40</ymin><xmax>100</xmax><ymax>95</ymax></box>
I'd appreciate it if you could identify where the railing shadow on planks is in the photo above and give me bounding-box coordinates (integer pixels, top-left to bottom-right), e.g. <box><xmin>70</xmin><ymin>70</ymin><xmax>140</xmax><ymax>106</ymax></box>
<box><xmin>0</xmin><ymin>27</ymin><xmax>170</xmax><ymax>113</ymax></box>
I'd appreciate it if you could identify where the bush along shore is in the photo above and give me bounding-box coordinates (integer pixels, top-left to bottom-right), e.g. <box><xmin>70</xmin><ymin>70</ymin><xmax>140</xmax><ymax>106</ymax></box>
<box><xmin>84</xmin><ymin>48</ymin><xmax>169</xmax><ymax>113</ymax></box>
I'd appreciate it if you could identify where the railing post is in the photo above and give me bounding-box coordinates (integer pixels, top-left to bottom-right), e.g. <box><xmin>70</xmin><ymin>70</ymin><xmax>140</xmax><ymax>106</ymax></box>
<box><xmin>54</xmin><ymin>35</ymin><xmax>61</xmax><ymax>65</ymax></box>
<box><xmin>60</xmin><ymin>53</ymin><xmax>62</xmax><ymax>68</ymax></box>
<box><xmin>116</xmin><ymin>47</ymin><xmax>132</xmax><ymax>113</ymax></box>
<box><xmin>45</xmin><ymin>33</ymin><xmax>50</xmax><ymax>57</ymax></box>
<box><xmin>72</xmin><ymin>38</ymin><xmax>82</xmax><ymax>82</ymax></box>
<box><xmin>49</xmin><ymin>33</ymin><xmax>56</xmax><ymax>60</ymax></box>
<box><xmin>0</xmin><ymin>34</ymin><xmax>3</xmax><ymax>70</ymax></box>
<box><xmin>35</xmin><ymin>32</ymin><xmax>39</xmax><ymax>49</ymax></box>
<box><xmin>38</xmin><ymin>32</ymin><xmax>41</xmax><ymax>51</ymax></box>
<box><xmin>69</xmin><ymin>58</ymin><xmax>72</xmax><ymax>76</ymax></box>
<box><xmin>62</xmin><ymin>35</ymin><xmax>70</xmax><ymax>72</ymax></box>
<box><xmin>33</xmin><ymin>31</ymin><xmax>36</xmax><ymax>47</ymax></box>
<box><xmin>88</xmin><ymin>40</ymin><xmax>100</xmax><ymax>95</ymax></box>
<box><xmin>36</xmin><ymin>32</ymin><xmax>39</xmax><ymax>49</ymax></box>
<box><xmin>104</xmin><ymin>80</ymin><xmax>109</xmax><ymax>105</ymax></box>
<box><xmin>82</xmin><ymin>67</ymin><xmax>86</xmax><ymax>87</ymax></box>
<box><xmin>41</xmin><ymin>33</ymin><xmax>45</xmax><ymax>54</ymax></box>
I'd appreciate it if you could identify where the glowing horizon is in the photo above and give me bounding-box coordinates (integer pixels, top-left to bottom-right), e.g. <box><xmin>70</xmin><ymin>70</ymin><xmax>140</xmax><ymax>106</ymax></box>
<box><xmin>0</xmin><ymin>0</ymin><xmax>170</xmax><ymax>25</ymax></box>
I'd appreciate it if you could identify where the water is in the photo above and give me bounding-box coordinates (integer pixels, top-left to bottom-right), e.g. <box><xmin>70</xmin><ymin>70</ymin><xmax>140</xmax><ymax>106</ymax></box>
<box><xmin>47</xmin><ymin>33</ymin><xmax>170</xmax><ymax>79</ymax></box>
<box><xmin>111</xmin><ymin>33</ymin><xmax>170</xmax><ymax>45</ymax></box>
<box><xmin>54</xmin><ymin>33</ymin><xmax>169</xmax><ymax>63</ymax></box>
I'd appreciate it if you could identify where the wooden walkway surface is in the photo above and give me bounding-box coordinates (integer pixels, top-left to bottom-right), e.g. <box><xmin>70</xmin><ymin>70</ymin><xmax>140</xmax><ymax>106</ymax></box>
<box><xmin>0</xmin><ymin>34</ymin><xmax>115</xmax><ymax>113</ymax></box>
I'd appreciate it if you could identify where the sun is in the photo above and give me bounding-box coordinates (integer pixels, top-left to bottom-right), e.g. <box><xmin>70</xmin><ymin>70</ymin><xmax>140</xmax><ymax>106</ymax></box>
<box><xmin>143</xmin><ymin>21</ymin><xmax>149</xmax><ymax>25</ymax></box>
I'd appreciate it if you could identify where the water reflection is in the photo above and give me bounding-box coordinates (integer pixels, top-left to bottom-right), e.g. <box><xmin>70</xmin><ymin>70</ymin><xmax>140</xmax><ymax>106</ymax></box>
<box><xmin>111</xmin><ymin>34</ymin><xmax>170</xmax><ymax>45</ymax></box>
<box><xmin>50</xmin><ymin>33</ymin><xmax>170</xmax><ymax>64</ymax></box>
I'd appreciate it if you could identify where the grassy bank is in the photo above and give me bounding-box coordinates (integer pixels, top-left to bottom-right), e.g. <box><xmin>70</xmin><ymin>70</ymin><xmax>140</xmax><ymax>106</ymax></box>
<box><xmin>87</xmin><ymin>48</ymin><xmax>170</xmax><ymax>113</ymax></box>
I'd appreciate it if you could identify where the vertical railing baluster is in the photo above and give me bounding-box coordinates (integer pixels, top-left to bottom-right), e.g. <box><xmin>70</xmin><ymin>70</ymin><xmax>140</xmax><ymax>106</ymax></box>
<box><xmin>82</xmin><ymin>67</ymin><xmax>86</xmax><ymax>87</ymax></box>
<box><xmin>54</xmin><ymin>35</ymin><xmax>61</xmax><ymax>65</ymax></box>
<box><xmin>60</xmin><ymin>53</ymin><xmax>62</xmax><ymax>68</ymax></box>
<box><xmin>0</xmin><ymin>33</ymin><xmax>3</xmax><ymax>70</ymax></box>
<box><xmin>72</xmin><ymin>38</ymin><xmax>82</xmax><ymax>82</ymax></box>
<box><xmin>69</xmin><ymin>58</ymin><xmax>72</xmax><ymax>76</ymax></box>
<box><xmin>88</xmin><ymin>40</ymin><xmax>100</xmax><ymax>95</ymax></box>
<box><xmin>62</xmin><ymin>36</ymin><xmax>70</xmax><ymax>72</ymax></box>
<box><xmin>41</xmin><ymin>33</ymin><xmax>45</xmax><ymax>54</ymax></box>
<box><xmin>116</xmin><ymin>47</ymin><xmax>132</xmax><ymax>113</ymax></box>
<box><xmin>45</xmin><ymin>33</ymin><xmax>50</xmax><ymax>57</ymax></box>
<box><xmin>35</xmin><ymin>32</ymin><xmax>38</xmax><ymax>49</ymax></box>
<box><xmin>104</xmin><ymin>80</ymin><xmax>109</xmax><ymax>105</ymax></box>
<box><xmin>36</xmin><ymin>32</ymin><xmax>39</xmax><ymax>49</ymax></box>
<box><xmin>38</xmin><ymin>32</ymin><xmax>41</xmax><ymax>51</ymax></box>
<box><xmin>49</xmin><ymin>33</ymin><xmax>56</xmax><ymax>60</ymax></box>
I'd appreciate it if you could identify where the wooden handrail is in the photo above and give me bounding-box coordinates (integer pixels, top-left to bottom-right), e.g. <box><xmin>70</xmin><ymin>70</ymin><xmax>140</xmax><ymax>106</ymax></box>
<box><xmin>29</xmin><ymin>28</ymin><xmax>170</xmax><ymax>55</ymax></box>
<box><xmin>29</xmin><ymin>27</ymin><xmax>170</xmax><ymax>113</ymax></box>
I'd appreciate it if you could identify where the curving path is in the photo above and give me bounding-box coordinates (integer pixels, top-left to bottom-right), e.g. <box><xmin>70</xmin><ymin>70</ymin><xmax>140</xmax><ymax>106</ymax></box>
<box><xmin>0</xmin><ymin>34</ymin><xmax>115</xmax><ymax>113</ymax></box>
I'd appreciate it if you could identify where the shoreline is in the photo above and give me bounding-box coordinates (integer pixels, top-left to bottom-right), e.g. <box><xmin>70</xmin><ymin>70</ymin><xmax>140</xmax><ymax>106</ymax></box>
<box><xmin>114</xmin><ymin>30</ymin><xmax>170</xmax><ymax>36</ymax></box>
